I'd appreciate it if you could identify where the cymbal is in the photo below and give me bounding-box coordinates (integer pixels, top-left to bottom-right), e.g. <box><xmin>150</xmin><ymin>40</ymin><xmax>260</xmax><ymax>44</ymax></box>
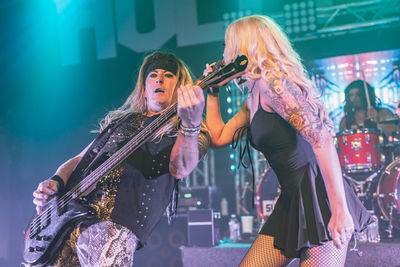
<box><xmin>379</xmin><ymin>118</ymin><xmax>400</xmax><ymax>124</ymax></box>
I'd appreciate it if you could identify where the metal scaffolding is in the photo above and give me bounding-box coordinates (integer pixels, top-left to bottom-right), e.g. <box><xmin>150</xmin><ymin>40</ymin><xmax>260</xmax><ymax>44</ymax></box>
<box><xmin>186</xmin><ymin>149</ymin><xmax>216</xmax><ymax>187</ymax></box>
<box><xmin>274</xmin><ymin>0</ymin><xmax>400</xmax><ymax>41</ymax></box>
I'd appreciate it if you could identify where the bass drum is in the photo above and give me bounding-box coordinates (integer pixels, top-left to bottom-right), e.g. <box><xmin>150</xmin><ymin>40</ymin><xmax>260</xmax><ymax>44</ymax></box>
<box><xmin>376</xmin><ymin>158</ymin><xmax>400</xmax><ymax>229</ymax></box>
<box><xmin>256</xmin><ymin>167</ymin><xmax>280</xmax><ymax>223</ymax></box>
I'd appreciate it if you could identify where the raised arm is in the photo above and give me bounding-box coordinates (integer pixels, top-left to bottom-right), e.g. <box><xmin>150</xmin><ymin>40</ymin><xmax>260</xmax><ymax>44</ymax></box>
<box><xmin>205</xmin><ymin>93</ymin><xmax>250</xmax><ymax>148</ymax></box>
<box><xmin>170</xmin><ymin>85</ymin><xmax>209</xmax><ymax>179</ymax></box>
<box><xmin>259</xmin><ymin>76</ymin><xmax>354</xmax><ymax>248</ymax></box>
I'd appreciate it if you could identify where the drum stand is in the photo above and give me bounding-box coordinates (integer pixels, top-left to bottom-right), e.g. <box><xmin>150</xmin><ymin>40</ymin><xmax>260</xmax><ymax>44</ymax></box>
<box><xmin>386</xmin><ymin>205</ymin><xmax>394</xmax><ymax>239</ymax></box>
<box><xmin>343</xmin><ymin>170</ymin><xmax>381</xmax><ymax>208</ymax></box>
<box><xmin>375</xmin><ymin>193</ymin><xmax>398</xmax><ymax>240</ymax></box>
<box><xmin>343</xmin><ymin>167</ymin><xmax>385</xmax><ymax>242</ymax></box>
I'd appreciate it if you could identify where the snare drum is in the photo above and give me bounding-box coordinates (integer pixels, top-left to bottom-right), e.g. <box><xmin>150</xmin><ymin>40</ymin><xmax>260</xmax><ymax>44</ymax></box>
<box><xmin>376</xmin><ymin>158</ymin><xmax>400</xmax><ymax>229</ymax></box>
<box><xmin>336</xmin><ymin>129</ymin><xmax>384</xmax><ymax>173</ymax></box>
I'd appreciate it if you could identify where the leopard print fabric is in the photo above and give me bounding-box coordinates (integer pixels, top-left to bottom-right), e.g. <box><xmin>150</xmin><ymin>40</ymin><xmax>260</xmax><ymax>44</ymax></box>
<box><xmin>76</xmin><ymin>221</ymin><xmax>139</xmax><ymax>267</ymax></box>
<box><xmin>49</xmin><ymin>166</ymin><xmax>138</xmax><ymax>266</ymax></box>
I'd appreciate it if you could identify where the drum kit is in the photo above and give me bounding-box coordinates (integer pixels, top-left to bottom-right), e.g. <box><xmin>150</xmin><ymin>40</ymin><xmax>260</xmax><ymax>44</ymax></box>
<box><xmin>336</xmin><ymin>118</ymin><xmax>400</xmax><ymax>240</ymax></box>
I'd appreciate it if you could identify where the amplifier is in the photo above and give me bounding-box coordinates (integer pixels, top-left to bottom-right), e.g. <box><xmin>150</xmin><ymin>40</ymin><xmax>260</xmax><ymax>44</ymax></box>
<box><xmin>177</xmin><ymin>186</ymin><xmax>220</xmax><ymax>214</ymax></box>
<box><xmin>187</xmin><ymin>209</ymin><xmax>215</xmax><ymax>247</ymax></box>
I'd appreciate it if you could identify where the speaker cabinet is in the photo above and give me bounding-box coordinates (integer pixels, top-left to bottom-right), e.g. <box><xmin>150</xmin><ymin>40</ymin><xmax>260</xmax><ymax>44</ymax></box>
<box><xmin>187</xmin><ymin>209</ymin><xmax>215</xmax><ymax>247</ymax></box>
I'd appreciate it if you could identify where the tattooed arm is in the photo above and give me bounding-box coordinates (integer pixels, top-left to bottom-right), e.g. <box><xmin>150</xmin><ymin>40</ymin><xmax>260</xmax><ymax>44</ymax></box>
<box><xmin>258</xmin><ymin>76</ymin><xmax>354</xmax><ymax>248</ymax></box>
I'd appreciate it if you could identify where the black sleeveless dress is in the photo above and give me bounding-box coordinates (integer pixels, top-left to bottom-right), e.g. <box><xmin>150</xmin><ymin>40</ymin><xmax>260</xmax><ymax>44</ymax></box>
<box><xmin>249</xmin><ymin>108</ymin><xmax>372</xmax><ymax>258</ymax></box>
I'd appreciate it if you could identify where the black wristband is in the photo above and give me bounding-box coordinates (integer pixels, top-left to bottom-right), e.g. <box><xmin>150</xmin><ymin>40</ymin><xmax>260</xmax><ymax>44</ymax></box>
<box><xmin>50</xmin><ymin>175</ymin><xmax>65</xmax><ymax>192</ymax></box>
<box><xmin>207</xmin><ymin>87</ymin><xmax>220</xmax><ymax>96</ymax></box>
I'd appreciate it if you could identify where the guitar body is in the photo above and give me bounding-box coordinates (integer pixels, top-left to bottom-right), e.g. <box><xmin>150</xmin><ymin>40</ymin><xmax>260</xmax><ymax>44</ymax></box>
<box><xmin>23</xmin><ymin>198</ymin><xmax>96</xmax><ymax>266</ymax></box>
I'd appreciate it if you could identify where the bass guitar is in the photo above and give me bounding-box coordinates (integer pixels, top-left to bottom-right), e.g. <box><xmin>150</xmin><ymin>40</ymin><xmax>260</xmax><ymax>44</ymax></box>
<box><xmin>23</xmin><ymin>55</ymin><xmax>248</xmax><ymax>266</ymax></box>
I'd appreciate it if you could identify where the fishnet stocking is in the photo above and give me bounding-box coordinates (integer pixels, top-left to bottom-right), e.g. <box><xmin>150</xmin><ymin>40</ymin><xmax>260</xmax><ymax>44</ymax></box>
<box><xmin>239</xmin><ymin>235</ymin><xmax>294</xmax><ymax>267</ymax></box>
<box><xmin>300</xmin><ymin>241</ymin><xmax>348</xmax><ymax>267</ymax></box>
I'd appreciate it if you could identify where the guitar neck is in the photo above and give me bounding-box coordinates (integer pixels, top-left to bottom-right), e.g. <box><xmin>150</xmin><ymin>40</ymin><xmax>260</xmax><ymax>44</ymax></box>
<box><xmin>60</xmin><ymin>55</ymin><xmax>248</xmax><ymax>201</ymax></box>
<box><xmin>69</xmin><ymin>104</ymin><xmax>178</xmax><ymax>197</ymax></box>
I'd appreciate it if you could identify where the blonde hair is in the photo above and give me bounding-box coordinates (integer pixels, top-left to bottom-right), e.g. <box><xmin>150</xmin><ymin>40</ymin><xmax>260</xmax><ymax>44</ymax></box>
<box><xmin>224</xmin><ymin>15</ymin><xmax>334</xmax><ymax>133</ymax></box>
<box><xmin>99</xmin><ymin>51</ymin><xmax>208</xmax><ymax>141</ymax></box>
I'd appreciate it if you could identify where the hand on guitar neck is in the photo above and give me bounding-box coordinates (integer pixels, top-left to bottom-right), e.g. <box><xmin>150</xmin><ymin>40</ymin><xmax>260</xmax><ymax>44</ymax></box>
<box><xmin>33</xmin><ymin>180</ymin><xmax>59</xmax><ymax>215</ymax></box>
<box><xmin>32</xmin><ymin>147</ymin><xmax>88</xmax><ymax>215</ymax></box>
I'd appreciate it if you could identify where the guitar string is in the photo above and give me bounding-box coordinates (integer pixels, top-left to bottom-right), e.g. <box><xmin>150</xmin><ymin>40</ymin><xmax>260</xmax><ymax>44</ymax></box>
<box><xmin>29</xmin><ymin>67</ymin><xmax>224</xmax><ymax>233</ymax></box>
<box><xmin>29</xmin><ymin>107</ymin><xmax>176</xmax><ymax>233</ymax></box>
<box><xmin>29</xmin><ymin>66</ymin><xmax>225</xmax><ymax>233</ymax></box>
<box><xmin>29</xmin><ymin>61</ymin><xmax>235</xmax><ymax>234</ymax></box>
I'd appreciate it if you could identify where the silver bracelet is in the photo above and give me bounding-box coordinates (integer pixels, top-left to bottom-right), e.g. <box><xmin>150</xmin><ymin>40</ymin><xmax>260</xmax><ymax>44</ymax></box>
<box><xmin>179</xmin><ymin>124</ymin><xmax>201</xmax><ymax>136</ymax></box>
<box><xmin>179</xmin><ymin>129</ymin><xmax>200</xmax><ymax>136</ymax></box>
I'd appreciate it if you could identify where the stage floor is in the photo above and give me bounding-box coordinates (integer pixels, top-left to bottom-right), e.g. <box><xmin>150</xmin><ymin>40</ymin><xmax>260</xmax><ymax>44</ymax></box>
<box><xmin>181</xmin><ymin>241</ymin><xmax>400</xmax><ymax>267</ymax></box>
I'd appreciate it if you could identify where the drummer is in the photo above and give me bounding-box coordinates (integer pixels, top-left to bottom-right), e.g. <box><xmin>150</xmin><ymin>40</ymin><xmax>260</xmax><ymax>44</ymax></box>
<box><xmin>339</xmin><ymin>80</ymin><xmax>397</xmax><ymax>138</ymax></box>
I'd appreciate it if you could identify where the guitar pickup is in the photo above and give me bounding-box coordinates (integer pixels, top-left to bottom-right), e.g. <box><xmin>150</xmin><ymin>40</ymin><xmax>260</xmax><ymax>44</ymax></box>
<box><xmin>35</xmin><ymin>246</ymin><xmax>45</xmax><ymax>252</ymax></box>
<box><xmin>56</xmin><ymin>196</ymin><xmax>68</xmax><ymax>216</ymax></box>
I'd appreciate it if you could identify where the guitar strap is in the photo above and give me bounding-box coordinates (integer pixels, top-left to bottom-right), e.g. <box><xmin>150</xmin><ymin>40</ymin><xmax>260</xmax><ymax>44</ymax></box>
<box><xmin>65</xmin><ymin>114</ymin><xmax>134</xmax><ymax>190</ymax></box>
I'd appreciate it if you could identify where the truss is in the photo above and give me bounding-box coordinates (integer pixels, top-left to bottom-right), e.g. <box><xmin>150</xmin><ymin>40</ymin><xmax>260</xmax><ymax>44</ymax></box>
<box><xmin>270</xmin><ymin>0</ymin><xmax>400</xmax><ymax>41</ymax></box>
<box><xmin>186</xmin><ymin>149</ymin><xmax>216</xmax><ymax>187</ymax></box>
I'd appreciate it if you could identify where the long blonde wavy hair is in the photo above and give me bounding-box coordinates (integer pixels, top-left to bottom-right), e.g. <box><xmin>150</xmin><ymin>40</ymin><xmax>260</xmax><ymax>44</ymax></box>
<box><xmin>99</xmin><ymin>51</ymin><xmax>208</xmax><ymax>141</ymax></box>
<box><xmin>223</xmin><ymin>15</ymin><xmax>334</xmax><ymax>133</ymax></box>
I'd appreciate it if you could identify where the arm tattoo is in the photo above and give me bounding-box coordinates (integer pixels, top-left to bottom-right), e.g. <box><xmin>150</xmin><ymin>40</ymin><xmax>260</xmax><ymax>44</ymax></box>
<box><xmin>263</xmin><ymin>76</ymin><xmax>326</xmax><ymax>147</ymax></box>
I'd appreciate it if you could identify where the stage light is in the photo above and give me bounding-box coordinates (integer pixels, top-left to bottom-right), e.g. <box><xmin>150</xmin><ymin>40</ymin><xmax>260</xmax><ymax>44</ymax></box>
<box><xmin>375</xmin><ymin>89</ymin><xmax>381</xmax><ymax>99</ymax></box>
<box><xmin>382</xmin><ymin>87</ymin><xmax>389</xmax><ymax>103</ymax></box>
<box><xmin>222</xmin><ymin>10</ymin><xmax>252</xmax><ymax>29</ymax></box>
<box><xmin>227</xmin><ymin>97</ymin><xmax>232</xmax><ymax>103</ymax></box>
<box><xmin>230</xmin><ymin>164</ymin><xmax>236</xmax><ymax>171</ymax></box>
<box><xmin>367</xmin><ymin>60</ymin><xmax>378</xmax><ymax>65</ymax></box>
<box><xmin>340</xmin><ymin>93</ymin><xmax>345</xmax><ymax>102</ymax></box>
<box><xmin>230</xmin><ymin>153</ymin><xmax>235</xmax><ymax>159</ymax></box>
<box><xmin>284</xmin><ymin>0</ymin><xmax>317</xmax><ymax>35</ymax></box>
<box><xmin>227</xmin><ymin>108</ymin><xmax>232</xmax><ymax>114</ymax></box>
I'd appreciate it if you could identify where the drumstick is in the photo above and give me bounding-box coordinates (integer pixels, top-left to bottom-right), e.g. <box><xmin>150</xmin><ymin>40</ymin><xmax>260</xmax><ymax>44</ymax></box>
<box><xmin>360</xmin><ymin>70</ymin><xmax>372</xmax><ymax>119</ymax></box>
